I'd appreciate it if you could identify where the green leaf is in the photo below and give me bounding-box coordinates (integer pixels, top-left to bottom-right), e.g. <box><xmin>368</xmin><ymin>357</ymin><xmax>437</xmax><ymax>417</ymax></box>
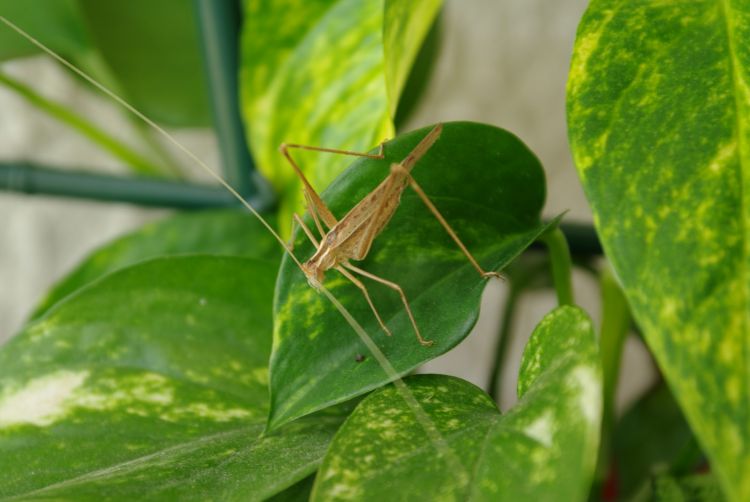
<box><xmin>31</xmin><ymin>209</ymin><xmax>280</xmax><ymax>321</ymax></box>
<box><xmin>613</xmin><ymin>384</ymin><xmax>702</xmax><ymax>500</ymax></box>
<box><xmin>76</xmin><ymin>0</ymin><xmax>211</xmax><ymax>127</ymax></box>
<box><xmin>240</xmin><ymin>0</ymin><xmax>442</xmax><ymax>234</ymax></box>
<box><xmin>0</xmin><ymin>257</ymin><xmax>342</xmax><ymax>500</ymax></box>
<box><xmin>567</xmin><ymin>2</ymin><xmax>750</xmax><ymax>499</ymax></box>
<box><xmin>270</xmin><ymin>121</ymin><xmax>551</xmax><ymax>428</ymax></box>
<box><xmin>269</xmin><ymin>475</ymin><xmax>315</xmax><ymax>502</ymax></box>
<box><xmin>393</xmin><ymin>9</ymin><xmax>442</xmax><ymax>127</ymax></box>
<box><xmin>0</xmin><ymin>0</ymin><xmax>90</xmax><ymax>61</ymax></box>
<box><xmin>0</xmin><ymin>71</ymin><xmax>167</xmax><ymax>177</ymax></box>
<box><xmin>311</xmin><ymin>306</ymin><xmax>602</xmax><ymax>501</ymax></box>
<box><xmin>383</xmin><ymin>0</ymin><xmax>442</xmax><ymax>118</ymax></box>
<box><xmin>649</xmin><ymin>473</ymin><xmax>725</xmax><ymax>502</ymax></box>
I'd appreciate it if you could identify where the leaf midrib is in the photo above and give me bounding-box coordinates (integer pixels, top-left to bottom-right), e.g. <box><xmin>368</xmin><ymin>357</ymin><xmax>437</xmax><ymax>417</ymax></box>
<box><xmin>275</xmin><ymin>221</ymin><xmax>551</xmax><ymax>424</ymax></box>
<box><xmin>4</xmin><ymin>426</ymin><xmax>259</xmax><ymax>499</ymax></box>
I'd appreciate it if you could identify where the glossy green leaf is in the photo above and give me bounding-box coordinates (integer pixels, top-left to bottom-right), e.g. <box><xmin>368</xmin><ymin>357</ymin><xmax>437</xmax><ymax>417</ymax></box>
<box><xmin>567</xmin><ymin>2</ymin><xmax>750</xmax><ymax>499</ymax></box>
<box><xmin>648</xmin><ymin>473</ymin><xmax>725</xmax><ymax>502</ymax></box>
<box><xmin>312</xmin><ymin>306</ymin><xmax>602</xmax><ymax>501</ymax></box>
<box><xmin>393</xmin><ymin>9</ymin><xmax>442</xmax><ymax>127</ymax></box>
<box><xmin>240</xmin><ymin>0</ymin><xmax>442</xmax><ymax>233</ymax></box>
<box><xmin>383</xmin><ymin>0</ymin><xmax>442</xmax><ymax>118</ymax></box>
<box><xmin>270</xmin><ymin>121</ymin><xmax>552</xmax><ymax>428</ymax></box>
<box><xmin>0</xmin><ymin>0</ymin><xmax>90</xmax><ymax>61</ymax></box>
<box><xmin>31</xmin><ymin>209</ymin><xmax>280</xmax><ymax>321</ymax></box>
<box><xmin>613</xmin><ymin>384</ymin><xmax>701</xmax><ymax>500</ymax></box>
<box><xmin>0</xmin><ymin>257</ymin><xmax>342</xmax><ymax>500</ymax></box>
<box><xmin>76</xmin><ymin>0</ymin><xmax>210</xmax><ymax>126</ymax></box>
<box><xmin>269</xmin><ymin>475</ymin><xmax>316</xmax><ymax>502</ymax></box>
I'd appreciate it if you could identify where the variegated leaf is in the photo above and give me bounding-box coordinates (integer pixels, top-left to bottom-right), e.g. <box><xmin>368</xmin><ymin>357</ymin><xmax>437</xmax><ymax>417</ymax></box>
<box><xmin>312</xmin><ymin>306</ymin><xmax>602</xmax><ymax>501</ymax></box>
<box><xmin>567</xmin><ymin>2</ymin><xmax>750</xmax><ymax>499</ymax></box>
<box><xmin>240</xmin><ymin>0</ymin><xmax>442</xmax><ymax>234</ymax></box>
<box><xmin>270</xmin><ymin>122</ymin><xmax>553</xmax><ymax>428</ymax></box>
<box><xmin>0</xmin><ymin>257</ymin><xmax>343</xmax><ymax>500</ymax></box>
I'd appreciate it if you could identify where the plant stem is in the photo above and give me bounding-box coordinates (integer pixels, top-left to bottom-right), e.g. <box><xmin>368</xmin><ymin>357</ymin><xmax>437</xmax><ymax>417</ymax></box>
<box><xmin>0</xmin><ymin>71</ymin><xmax>169</xmax><ymax>177</ymax></box>
<box><xmin>540</xmin><ymin>227</ymin><xmax>574</xmax><ymax>306</ymax></box>
<box><xmin>594</xmin><ymin>266</ymin><xmax>631</xmax><ymax>487</ymax></box>
<box><xmin>76</xmin><ymin>51</ymin><xmax>186</xmax><ymax>178</ymax></box>
<box><xmin>487</xmin><ymin>289</ymin><xmax>518</xmax><ymax>403</ymax></box>
<box><xmin>599</xmin><ymin>268</ymin><xmax>630</xmax><ymax>432</ymax></box>
<box><xmin>487</xmin><ymin>254</ymin><xmax>551</xmax><ymax>404</ymax></box>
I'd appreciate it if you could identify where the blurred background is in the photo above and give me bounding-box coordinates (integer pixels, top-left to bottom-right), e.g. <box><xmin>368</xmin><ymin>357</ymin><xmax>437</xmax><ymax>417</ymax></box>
<box><xmin>0</xmin><ymin>0</ymin><xmax>655</xmax><ymax>412</ymax></box>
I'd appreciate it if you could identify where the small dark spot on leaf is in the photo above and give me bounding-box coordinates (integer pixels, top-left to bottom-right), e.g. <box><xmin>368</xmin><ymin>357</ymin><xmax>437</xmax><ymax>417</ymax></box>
<box><xmin>355</xmin><ymin>354</ymin><xmax>366</xmax><ymax>363</ymax></box>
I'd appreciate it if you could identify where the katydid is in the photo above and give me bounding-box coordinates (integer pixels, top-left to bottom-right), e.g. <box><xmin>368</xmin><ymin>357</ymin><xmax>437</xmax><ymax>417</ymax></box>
<box><xmin>279</xmin><ymin>123</ymin><xmax>502</xmax><ymax>346</ymax></box>
<box><xmin>0</xmin><ymin>10</ymin><xmax>501</xmax><ymax>347</ymax></box>
<box><xmin>0</xmin><ymin>14</ymin><xmax>474</xmax><ymax>476</ymax></box>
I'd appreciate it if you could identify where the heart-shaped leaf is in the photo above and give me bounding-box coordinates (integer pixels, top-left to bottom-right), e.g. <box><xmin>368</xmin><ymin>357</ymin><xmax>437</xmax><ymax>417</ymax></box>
<box><xmin>567</xmin><ymin>2</ymin><xmax>750</xmax><ymax>499</ymax></box>
<box><xmin>312</xmin><ymin>305</ymin><xmax>602</xmax><ymax>501</ymax></box>
<box><xmin>612</xmin><ymin>383</ymin><xmax>700</xmax><ymax>500</ymax></box>
<box><xmin>0</xmin><ymin>257</ymin><xmax>343</xmax><ymax>500</ymax></box>
<box><xmin>650</xmin><ymin>473</ymin><xmax>725</xmax><ymax>502</ymax></box>
<box><xmin>0</xmin><ymin>0</ymin><xmax>90</xmax><ymax>62</ymax></box>
<box><xmin>31</xmin><ymin>209</ymin><xmax>280</xmax><ymax>320</ymax></box>
<box><xmin>269</xmin><ymin>121</ymin><xmax>552</xmax><ymax>428</ymax></box>
<box><xmin>240</xmin><ymin>0</ymin><xmax>442</xmax><ymax>231</ymax></box>
<box><xmin>76</xmin><ymin>0</ymin><xmax>210</xmax><ymax>126</ymax></box>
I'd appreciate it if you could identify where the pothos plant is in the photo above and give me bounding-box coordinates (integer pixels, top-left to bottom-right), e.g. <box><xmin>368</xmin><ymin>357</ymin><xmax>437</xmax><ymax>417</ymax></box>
<box><xmin>0</xmin><ymin>0</ymin><xmax>743</xmax><ymax>501</ymax></box>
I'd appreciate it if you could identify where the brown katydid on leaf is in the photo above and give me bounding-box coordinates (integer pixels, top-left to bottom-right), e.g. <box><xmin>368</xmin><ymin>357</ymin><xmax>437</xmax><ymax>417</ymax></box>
<box><xmin>279</xmin><ymin>123</ymin><xmax>502</xmax><ymax>347</ymax></box>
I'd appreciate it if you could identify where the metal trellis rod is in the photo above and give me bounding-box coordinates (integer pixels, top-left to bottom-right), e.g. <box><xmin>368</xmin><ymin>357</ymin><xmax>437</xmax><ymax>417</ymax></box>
<box><xmin>0</xmin><ymin>0</ymin><xmax>271</xmax><ymax>211</ymax></box>
<box><xmin>0</xmin><ymin>0</ymin><xmax>602</xmax><ymax>256</ymax></box>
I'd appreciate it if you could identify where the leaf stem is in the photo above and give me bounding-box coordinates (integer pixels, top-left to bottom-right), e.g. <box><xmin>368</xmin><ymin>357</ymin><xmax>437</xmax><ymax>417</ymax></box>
<box><xmin>487</xmin><ymin>255</ymin><xmax>551</xmax><ymax>404</ymax></box>
<box><xmin>488</xmin><ymin>290</ymin><xmax>518</xmax><ymax>403</ymax></box>
<box><xmin>540</xmin><ymin>226</ymin><xmax>574</xmax><ymax>306</ymax></box>
<box><xmin>0</xmin><ymin>71</ymin><xmax>169</xmax><ymax>177</ymax></box>
<box><xmin>599</xmin><ymin>267</ymin><xmax>630</xmax><ymax>433</ymax></box>
<box><xmin>594</xmin><ymin>266</ymin><xmax>631</xmax><ymax>487</ymax></box>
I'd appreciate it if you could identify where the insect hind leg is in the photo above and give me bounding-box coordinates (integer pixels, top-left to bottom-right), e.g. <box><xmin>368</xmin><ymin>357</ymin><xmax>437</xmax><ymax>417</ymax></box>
<box><xmin>391</xmin><ymin>164</ymin><xmax>503</xmax><ymax>281</ymax></box>
<box><xmin>344</xmin><ymin>263</ymin><xmax>433</xmax><ymax>347</ymax></box>
<box><xmin>335</xmin><ymin>266</ymin><xmax>393</xmax><ymax>339</ymax></box>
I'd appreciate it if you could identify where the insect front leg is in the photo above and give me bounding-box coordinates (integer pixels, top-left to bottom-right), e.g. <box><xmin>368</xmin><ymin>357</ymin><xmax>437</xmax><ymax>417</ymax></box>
<box><xmin>279</xmin><ymin>140</ymin><xmax>387</xmax><ymax>231</ymax></box>
<box><xmin>335</xmin><ymin>265</ymin><xmax>393</xmax><ymax>338</ymax></box>
<box><xmin>292</xmin><ymin>213</ymin><xmax>320</xmax><ymax>248</ymax></box>
<box><xmin>287</xmin><ymin>217</ymin><xmax>298</xmax><ymax>252</ymax></box>
<box><xmin>303</xmin><ymin>189</ymin><xmax>329</xmax><ymax>240</ymax></box>
<box><xmin>343</xmin><ymin>263</ymin><xmax>433</xmax><ymax>347</ymax></box>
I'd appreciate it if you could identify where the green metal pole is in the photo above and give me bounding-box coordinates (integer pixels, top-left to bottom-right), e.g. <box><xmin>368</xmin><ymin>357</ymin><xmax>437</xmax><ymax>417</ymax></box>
<box><xmin>0</xmin><ymin>162</ymin><xmax>272</xmax><ymax>210</ymax></box>
<box><xmin>193</xmin><ymin>0</ymin><xmax>269</xmax><ymax>202</ymax></box>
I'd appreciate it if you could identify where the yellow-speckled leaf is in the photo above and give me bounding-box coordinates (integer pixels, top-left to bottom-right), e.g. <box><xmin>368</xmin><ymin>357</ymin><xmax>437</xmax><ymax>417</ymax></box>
<box><xmin>311</xmin><ymin>306</ymin><xmax>602</xmax><ymax>501</ymax></box>
<box><xmin>30</xmin><ymin>209</ymin><xmax>279</xmax><ymax>320</ymax></box>
<box><xmin>567</xmin><ymin>2</ymin><xmax>750</xmax><ymax>499</ymax></box>
<box><xmin>0</xmin><ymin>0</ymin><xmax>89</xmax><ymax>61</ymax></box>
<box><xmin>0</xmin><ymin>257</ymin><xmax>346</xmax><ymax>500</ymax></box>
<box><xmin>76</xmin><ymin>0</ymin><xmax>211</xmax><ymax>126</ymax></box>
<box><xmin>240</xmin><ymin>0</ymin><xmax>442</xmax><ymax>235</ymax></box>
<box><xmin>650</xmin><ymin>473</ymin><xmax>725</xmax><ymax>502</ymax></box>
<box><xmin>270</xmin><ymin>122</ymin><xmax>553</xmax><ymax>429</ymax></box>
<box><xmin>383</xmin><ymin>0</ymin><xmax>442</xmax><ymax>117</ymax></box>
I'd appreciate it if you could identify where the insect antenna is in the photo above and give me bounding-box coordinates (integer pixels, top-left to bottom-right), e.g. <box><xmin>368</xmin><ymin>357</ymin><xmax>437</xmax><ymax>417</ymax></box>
<box><xmin>0</xmin><ymin>14</ymin><xmax>469</xmax><ymax>478</ymax></box>
<box><xmin>0</xmin><ymin>15</ymin><xmax>294</xmax><ymax>266</ymax></box>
